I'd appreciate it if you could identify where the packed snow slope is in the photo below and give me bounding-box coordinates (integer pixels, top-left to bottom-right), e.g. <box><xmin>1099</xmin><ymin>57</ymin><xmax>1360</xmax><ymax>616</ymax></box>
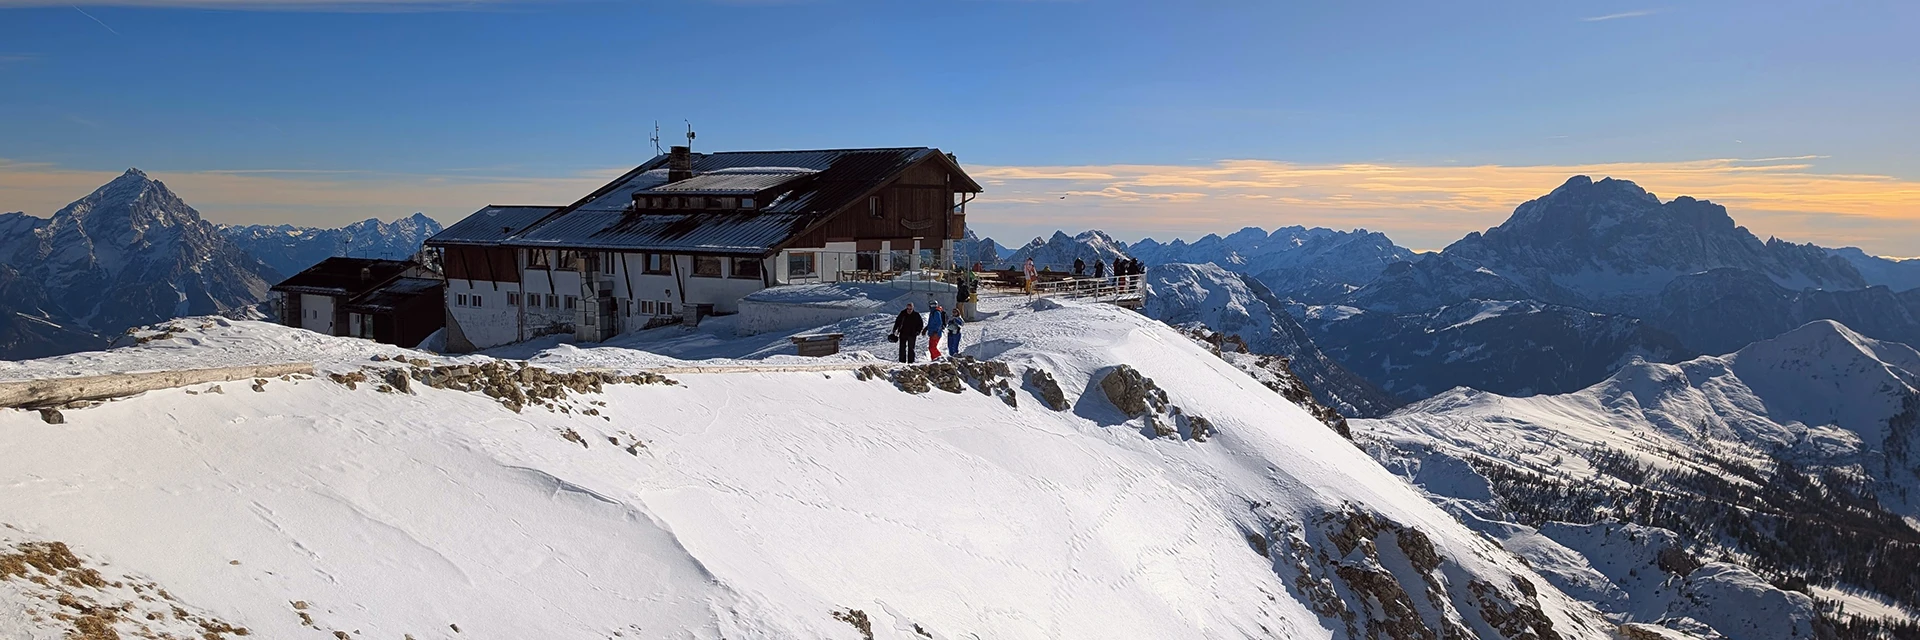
<box><xmin>1</xmin><ymin>300</ymin><xmax>1632</xmax><ymax>639</ymax></box>
<box><xmin>1356</xmin><ymin>319</ymin><xmax>1920</xmax><ymax>637</ymax></box>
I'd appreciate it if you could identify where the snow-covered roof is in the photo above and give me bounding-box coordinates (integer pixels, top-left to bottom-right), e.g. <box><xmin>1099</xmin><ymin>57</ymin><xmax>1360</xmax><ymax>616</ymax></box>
<box><xmin>638</xmin><ymin>168</ymin><xmax>817</xmax><ymax>195</ymax></box>
<box><xmin>490</xmin><ymin>147</ymin><xmax>980</xmax><ymax>255</ymax></box>
<box><xmin>425</xmin><ymin>205</ymin><xmax>560</xmax><ymax>247</ymax></box>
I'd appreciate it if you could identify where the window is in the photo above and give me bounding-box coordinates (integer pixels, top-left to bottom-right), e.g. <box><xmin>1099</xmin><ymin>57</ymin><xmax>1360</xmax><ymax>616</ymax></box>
<box><xmin>558</xmin><ymin>250</ymin><xmax>580</xmax><ymax>270</ymax></box>
<box><xmin>603</xmin><ymin>253</ymin><xmax>619</xmax><ymax>274</ymax></box>
<box><xmin>641</xmin><ymin>300</ymin><xmax>654</xmax><ymax>314</ymax></box>
<box><xmin>788</xmin><ymin>252</ymin><xmax>817</xmax><ymax>278</ymax></box>
<box><xmin>693</xmin><ymin>255</ymin><xmax>723</xmax><ymax>277</ymax></box>
<box><xmin>546</xmin><ymin>294</ymin><xmax>558</xmax><ymax>308</ymax></box>
<box><xmin>456</xmin><ymin>293</ymin><xmax>468</xmax><ymax>306</ymax></box>
<box><xmin>472</xmin><ymin>295</ymin><xmax>483</xmax><ymax>307</ymax></box>
<box><xmin>662</xmin><ymin>196</ymin><xmax>676</xmax><ymax>209</ymax></box>
<box><xmin>528</xmin><ymin>294</ymin><xmax>541</xmax><ymax>308</ymax></box>
<box><xmin>564</xmin><ymin>295</ymin><xmax>577</xmax><ymax>311</ymax></box>
<box><xmin>528</xmin><ymin>250</ymin><xmax>550</xmax><ymax>269</ymax></box>
<box><xmin>643</xmin><ymin>253</ymin><xmax>671</xmax><ymax>275</ymax></box>
<box><xmin>660</xmin><ymin>301</ymin><xmax>673</xmax><ymax>316</ymax></box>
<box><xmin>731</xmin><ymin>257</ymin><xmax>762</xmax><ymax>279</ymax></box>
<box><xmin>508</xmin><ymin>292</ymin><xmax>520</xmax><ymax>306</ymax></box>
<box><xmin>718</xmin><ymin>197</ymin><xmax>736</xmax><ymax>209</ymax></box>
<box><xmin>740</xmin><ymin>197</ymin><xmax>755</xmax><ymax>210</ymax></box>
<box><xmin>869</xmin><ymin>195</ymin><xmax>882</xmax><ymax>218</ymax></box>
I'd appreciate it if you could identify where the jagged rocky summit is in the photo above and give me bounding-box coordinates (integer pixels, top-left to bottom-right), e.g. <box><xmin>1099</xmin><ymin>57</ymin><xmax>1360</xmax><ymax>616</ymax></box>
<box><xmin>223</xmin><ymin>212</ymin><xmax>442</xmax><ymax>279</ymax></box>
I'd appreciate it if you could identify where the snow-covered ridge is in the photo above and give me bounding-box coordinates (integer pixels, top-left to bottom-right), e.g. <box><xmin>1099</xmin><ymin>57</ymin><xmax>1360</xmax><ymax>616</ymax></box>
<box><xmin>221</xmin><ymin>211</ymin><xmax>442</xmax><ymax>279</ymax></box>
<box><xmin>1357</xmin><ymin>319</ymin><xmax>1920</xmax><ymax>636</ymax></box>
<box><xmin>2</xmin><ymin>299</ymin><xmax>1628</xmax><ymax>639</ymax></box>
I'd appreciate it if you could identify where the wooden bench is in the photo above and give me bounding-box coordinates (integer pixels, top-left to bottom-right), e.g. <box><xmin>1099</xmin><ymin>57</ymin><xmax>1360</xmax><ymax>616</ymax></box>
<box><xmin>789</xmin><ymin>333</ymin><xmax>846</xmax><ymax>357</ymax></box>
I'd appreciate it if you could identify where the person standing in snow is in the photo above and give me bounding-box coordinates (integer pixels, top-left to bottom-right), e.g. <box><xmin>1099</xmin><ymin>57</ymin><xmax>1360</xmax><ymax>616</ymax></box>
<box><xmin>925</xmin><ymin>302</ymin><xmax>947</xmax><ymax>360</ymax></box>
<box><xmin>892</xmin><ymin>303</ymin><xmax>923</xmax><ymax>363</ymax></box>
<box><xmin>1023</xmin><ymin>257</ymin><xmax>1039</xmax><ymax>295</ymax></box>
<box><xmin>1093</xmin><ymin>258</ymin><xmax>1106</xmax><ymax>283</ymax></box>
<box><xmin>945</xmin><ymin>306</ymin><xmax>964</xmax><ymax>358</ymax></box>
<box><xmin>1073</xmin><ymin>257</ymin><xmax>1086</xmax><ymax>276</ymax></box>
<box><xmin>962</xmin><ymin>264</ymin><xmax>982</xmax><ymax>320</ymax></box>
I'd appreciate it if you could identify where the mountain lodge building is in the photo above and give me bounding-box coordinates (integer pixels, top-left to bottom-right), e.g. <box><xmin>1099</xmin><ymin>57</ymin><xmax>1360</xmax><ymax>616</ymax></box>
<box><xmin>424</xmin><ymin>146</ymin><xmax>982</xmax><ymax>352</ymax></box>
<box><xmin>270</xmin><ymin>257</ymin><xmax>445</xmax><ymax>347</ymax></box>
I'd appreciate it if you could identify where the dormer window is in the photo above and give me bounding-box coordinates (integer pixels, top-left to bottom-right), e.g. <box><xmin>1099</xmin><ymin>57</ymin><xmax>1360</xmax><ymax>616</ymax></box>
<box><xmin>718</xmin><ymin>197</ymin><xmax>736</xmax><ymax>209</ymax></box>
<box><xmin>740</xmin><ymin>198</ymin><xmax>756</xmax><ymax>210</ymax></box>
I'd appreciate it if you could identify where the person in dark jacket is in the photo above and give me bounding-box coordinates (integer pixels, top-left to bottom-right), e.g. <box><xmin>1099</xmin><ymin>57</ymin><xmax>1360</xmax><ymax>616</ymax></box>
<box><xmin>892</xmin><ymin>303</ymin><xmax>924</xmax><ymax>363</ymax></box>
<box><xmin>1092</xmin><ymin>259</ymin><xmax>1106</xmax><ymax>279</ymax></box>
<box><xmin>1073</xmin><ymin>257</ymin><xmax>1086</xmax><ymax>276</ymax></box>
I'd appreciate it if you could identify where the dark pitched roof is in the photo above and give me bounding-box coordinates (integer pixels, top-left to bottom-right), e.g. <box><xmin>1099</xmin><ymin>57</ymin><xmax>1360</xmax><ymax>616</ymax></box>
<box><xmin>342</xmin><ymin>277</ymin><xmax>443</xmax><ymax>313</ymax></box>
<box><xmin>425</xmin><ymin>205</ymin><xmax>559</xmax><ymax>247</ymax></box>
<box><xmin>503</xmin><ymin>147</ymin><xmax>980</xmax><ymax>255</ymax></box>
<box><xmin>270</xmin><ymin>257</ymin><xmax>416</xmax><ymax>297</ymax></box>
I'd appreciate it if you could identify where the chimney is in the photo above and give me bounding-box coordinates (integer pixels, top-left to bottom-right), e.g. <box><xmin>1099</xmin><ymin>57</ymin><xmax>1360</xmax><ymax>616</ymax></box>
<box><xmin>668</xmin><ymin>145</ymin><xmax>693</xmax><ymax>183</ymax></box>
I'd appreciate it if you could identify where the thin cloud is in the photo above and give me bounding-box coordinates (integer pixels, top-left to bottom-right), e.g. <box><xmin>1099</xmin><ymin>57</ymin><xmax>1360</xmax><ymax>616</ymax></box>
<box><xmin>966</xmin><ymin>156</ymin><xmax>1920</xmax><ymax>256</ymax></box>
<box><xmin>6</xmin><ymin>155</ymin><xmax>1920</xmax><ymax>256</ymax></box>
<box><xmin>1582</xmin><ymin>8</ymin><xmax>1663</xmax><ymax>21</ymax></box>
<box><xmin>69</xmin><ymin>5</ymin><xmax>119</xmax><ymax>34</ymax></box>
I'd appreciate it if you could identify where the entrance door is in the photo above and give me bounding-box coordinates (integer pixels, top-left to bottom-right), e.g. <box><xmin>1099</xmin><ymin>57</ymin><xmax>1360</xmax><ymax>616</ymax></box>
<box><xmin>599</xmin><ymin>298</ymin><xmax>620</xmax><ymax>339</ymax></box>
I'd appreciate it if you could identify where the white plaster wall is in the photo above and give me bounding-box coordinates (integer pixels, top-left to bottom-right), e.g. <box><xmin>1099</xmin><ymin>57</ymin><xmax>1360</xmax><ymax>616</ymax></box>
<box><xmin>814</xmin><ymin>242</ymin><xmax>858</xmax><ymax>282</ymax></box>
<box><xmin>298</xmin><ymin>294</ymin><xmax>336</xmax><ymax>335</ymax></box>
<box><xmin>675</xmin><ymin>255</ymin><xmax>766</xmax><ymax>314</ymax></box>
<box><xmin>520</xmin><ymin>265</ymin><xmax>583</xmax><ymax>334</ymax></box>
<box><xmin>447</xmin><ymin>279</ymin><xmax>522</xmax><ymax>350</ymax></box>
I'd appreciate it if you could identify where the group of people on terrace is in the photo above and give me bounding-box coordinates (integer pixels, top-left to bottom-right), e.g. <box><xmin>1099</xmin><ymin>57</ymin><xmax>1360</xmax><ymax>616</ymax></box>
<box><xmin>1022</xmin><ymin>255</ymin><xmax>1144</xmax><ymax>296</ymax></box>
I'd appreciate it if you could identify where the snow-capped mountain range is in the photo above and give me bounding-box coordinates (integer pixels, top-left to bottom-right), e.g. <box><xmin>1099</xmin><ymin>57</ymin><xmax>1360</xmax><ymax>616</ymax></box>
<box><xmin>223</xmin><ymin>212</ymin><xmax>442</xmax><ymax>279</ymax></box>
<box><xmin>1018</xmin><ymin>175</ymin><xmax>1920</xmax><ymax>409</ymax></box>
<box><xmin>1299</xmin><ymin>299</ymin><xmax>1692</xmax><ymax>402</ymax></box>
<box><xmin>1130</xmin><ymin>226</ymin><xmax>1417</xmax><ymax>301</ymax></box>
<box><xmin>0</xmin><ymin>170</ymin><xmax>439</xmax><ymax>361</ymax></box>
<box><xmin>1357</xmin><ymin>319</ymin><xmax>1920</xmax><ymax>636</ymax></box>
<box><xmin>1142</xmin><ymin>262</ymin><xmax>1401</xmax><ymax>418</ymax></box>
<box><xmin>1000</xmin><ymin>230</ymin><xmax>1133</xmax><ymax>272</ymax></box>
<box><xmin>1336</xmin><ymin>176</ymin><xmax>1920</xmax><ymax>355</ymax></box>
<box><xmin>0</xmin><ymin>169</ymin><xmax>275</xmax><ymax>359</ymax></box>
<box><xmin>1</xmin><ymin>298</ymin><xmax>1640</xmax><ymax>639</ymax></box>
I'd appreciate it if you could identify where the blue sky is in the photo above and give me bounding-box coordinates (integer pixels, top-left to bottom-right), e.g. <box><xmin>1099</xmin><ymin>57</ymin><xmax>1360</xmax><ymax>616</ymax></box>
<box><xmin>2</xmin><ymin>0</ymin><xmax>1917</xmax><ymax>253</ymax></box>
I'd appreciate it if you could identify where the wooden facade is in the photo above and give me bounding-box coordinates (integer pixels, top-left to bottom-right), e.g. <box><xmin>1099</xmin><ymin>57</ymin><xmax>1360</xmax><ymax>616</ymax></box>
<box><xmin>442</xmin><ymin>246</ymin><xmax>520</xmax><ymax>283</ymax></box>
<box><xmin>785</xmin><ymin>155</ymin><xmax>969</xmax><ymax>250</ymax></box>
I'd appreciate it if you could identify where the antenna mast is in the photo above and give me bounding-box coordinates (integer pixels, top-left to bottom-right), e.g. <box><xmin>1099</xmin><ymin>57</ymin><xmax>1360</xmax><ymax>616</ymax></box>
<box><xmin>650</xmin><ymin>121</ymin><xmax>662</xmax><ymax>155</ymax></box>
<box><xmin>685</xmin><ymin>120</ymin><xmax>696</xmax><ymax>151</ymax></box>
